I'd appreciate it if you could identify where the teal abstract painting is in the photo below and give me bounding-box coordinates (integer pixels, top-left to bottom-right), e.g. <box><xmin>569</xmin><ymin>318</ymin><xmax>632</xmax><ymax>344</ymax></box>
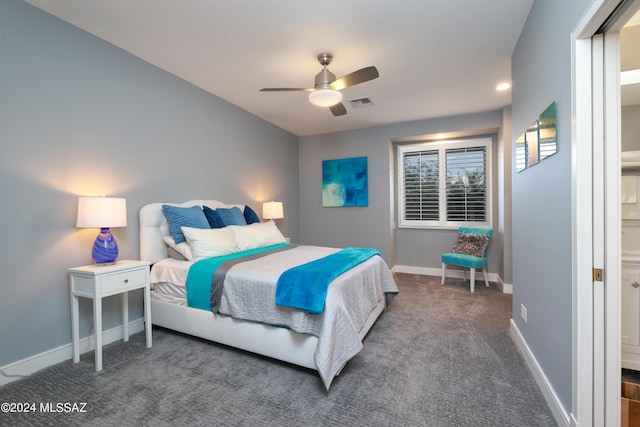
<box><xmin>322</xmin><ymin>157</ymin><xmax>368</xmax><ymax>207</ymax></box>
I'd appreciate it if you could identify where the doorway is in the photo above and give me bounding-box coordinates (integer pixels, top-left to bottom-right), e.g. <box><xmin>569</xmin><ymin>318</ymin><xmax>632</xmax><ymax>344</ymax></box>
<box><xmin>573</xmin><ymin>1</ymin><xmax>640</xmax><ymax>425</ymax></box>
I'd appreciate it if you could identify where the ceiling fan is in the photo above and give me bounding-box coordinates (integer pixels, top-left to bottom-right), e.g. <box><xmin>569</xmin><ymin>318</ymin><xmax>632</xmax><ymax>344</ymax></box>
<box><xmin>259</xmin><ymin>53</ymin><xmax>379</xmax><ymax>116</ymax></box>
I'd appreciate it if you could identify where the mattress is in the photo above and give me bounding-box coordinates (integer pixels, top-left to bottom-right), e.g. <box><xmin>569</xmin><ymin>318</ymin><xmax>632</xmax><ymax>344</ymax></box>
<box><xmin>150</xmin><ymin>257</ymin><xmax>190</xmax><ymax>302</ymax></box>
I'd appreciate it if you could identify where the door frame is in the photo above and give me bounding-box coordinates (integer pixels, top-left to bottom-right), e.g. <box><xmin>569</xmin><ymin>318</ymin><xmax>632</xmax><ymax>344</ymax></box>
<box><xmin>572</xmin><ymin>0</ymin><xmax>637</xmax><ymax>425</ymax></box>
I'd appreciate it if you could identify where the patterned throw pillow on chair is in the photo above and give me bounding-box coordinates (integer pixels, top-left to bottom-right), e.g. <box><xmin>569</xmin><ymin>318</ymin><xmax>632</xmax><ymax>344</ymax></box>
<box><xmin>452</xmin><ymin>232</ymin><xmax>489</xmax><ymax>258</ymax></box>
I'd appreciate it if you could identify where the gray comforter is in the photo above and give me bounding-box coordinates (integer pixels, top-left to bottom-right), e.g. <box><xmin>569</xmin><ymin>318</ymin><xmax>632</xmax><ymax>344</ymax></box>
<box><xmin>216</xmin><ymin>245</ymin><xmax>398</xmax><ymax>389</ymax></box>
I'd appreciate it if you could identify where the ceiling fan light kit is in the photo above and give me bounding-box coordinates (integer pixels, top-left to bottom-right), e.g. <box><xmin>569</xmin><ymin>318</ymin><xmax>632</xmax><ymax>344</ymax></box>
<box><xmin>260</xmin><ymin>52</ymin><xmax>379</xmax><ymax>116</ymax></box>
<box><xmin>309</xmin><ymin>89</ymin><xmax>343</xmax><ymax>107</ymax></box>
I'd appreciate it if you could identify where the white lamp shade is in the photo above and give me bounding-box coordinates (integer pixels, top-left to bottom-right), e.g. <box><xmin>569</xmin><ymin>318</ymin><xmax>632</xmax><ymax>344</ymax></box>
<box><xmin>262</xmin><ymin>201</ymin><xmax>284</xmax><ymax>220</ymax></box>
<box><xmin>76</xmin><ymin>197</ymin><xmax>127</xmax><ymax>228</ymax></box>
<box><xmin>309</xmin><ymin>89</ymin><xmax>342</xmax><ymax>107</ymax></box>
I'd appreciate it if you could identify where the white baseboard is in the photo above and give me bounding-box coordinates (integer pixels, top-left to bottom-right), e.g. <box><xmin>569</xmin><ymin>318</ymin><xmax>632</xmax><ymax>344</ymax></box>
<box><xmin>496</xmin><ymin>275</ymin><xmax>513</xmax><ymax>294</ymax></box>
<box><xmin>509</xmin><ymin>319</ymin><xmax>570</xmax><ymax>427</ymax></box>
<box><xmin>392</xmin><ymin>264</ymin><xmax>512</xmax><ymax>294</ymax></box>
<box><xmin>0</xmin><ymin>318</ymin><xmax>145</xmax><ymax>387</ymax></box>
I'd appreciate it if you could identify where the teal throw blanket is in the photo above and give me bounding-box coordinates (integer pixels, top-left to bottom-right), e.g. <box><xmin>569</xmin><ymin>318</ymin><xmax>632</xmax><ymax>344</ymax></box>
<box><xmin>186</xmin><ymin>243</ymin><xmax>290</xmax><ymax>311</ymax></box>
<box><xmin>275</xmin><ymin>247</ymin><xmax>381</xmax><ymax>314</ymax></box>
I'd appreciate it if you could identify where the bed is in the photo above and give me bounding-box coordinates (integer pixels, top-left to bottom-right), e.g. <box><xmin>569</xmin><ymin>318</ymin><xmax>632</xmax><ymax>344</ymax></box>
<box><xmin>139</xmin><ymin>199</ymin><xmax>398</xmax><ymax>389</ymax></box>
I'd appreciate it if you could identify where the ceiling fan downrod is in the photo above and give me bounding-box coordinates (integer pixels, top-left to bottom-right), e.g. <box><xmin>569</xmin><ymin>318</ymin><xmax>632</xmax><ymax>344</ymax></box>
<box><xmin>315</xmin><ymin>53</ymin><xmax>336</xmax><ymax>89</ymax></box>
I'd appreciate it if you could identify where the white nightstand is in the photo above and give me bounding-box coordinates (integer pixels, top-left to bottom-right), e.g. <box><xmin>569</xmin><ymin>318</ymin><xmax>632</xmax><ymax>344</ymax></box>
<box><xmin>69</xmin><ymin>260</ymin><xmax>152</xmax><ymax>371</ymax></box>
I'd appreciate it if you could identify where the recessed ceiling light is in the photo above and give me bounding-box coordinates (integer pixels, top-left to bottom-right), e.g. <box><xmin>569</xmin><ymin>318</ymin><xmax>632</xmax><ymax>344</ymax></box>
<box><xmin>496</xmin><ymin>82</ymin><xmax>511</xmax><ymax>91</ymax></box>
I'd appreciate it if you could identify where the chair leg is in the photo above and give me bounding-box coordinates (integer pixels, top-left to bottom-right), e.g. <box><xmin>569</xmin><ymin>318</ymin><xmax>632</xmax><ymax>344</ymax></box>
<box><xmin>470</xmin><ymin>268</ymin><xmax>476</xmax><ymax>293</ymax></box>
<box><xmin>483</xmin><ymin>268</ymin><xmax>490</xmax><ymax>287</ymax></box>
<box><xmin>462</xmin><ymin>269</ymin><xmax>466</xmax><ymax>282</ymax></box>
<box><xmin>441</xmin><ymin>263</ymin><xmax>446</xmax><ymax>284</ymax></box>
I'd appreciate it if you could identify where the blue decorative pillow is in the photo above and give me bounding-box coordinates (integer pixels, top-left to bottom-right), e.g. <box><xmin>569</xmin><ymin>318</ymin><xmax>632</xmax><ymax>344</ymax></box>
<box><xmin>162</xmin><ymin>205</ymin><xmax>209</xmax><ymax>244</ymax></box>
<box><xmin>243</xmin><ymin>205</ymin><xmax>261</xmax><ymax>224</ymax></box>
<box><xmin>217</xmin><ymin>206</ymin><xmax>247</xmax><ymax>226</ymax></box>
<box><xmin>203</xmin><ymin>206</ymin><xmax>225</xmax><ymax>229</ymax></box>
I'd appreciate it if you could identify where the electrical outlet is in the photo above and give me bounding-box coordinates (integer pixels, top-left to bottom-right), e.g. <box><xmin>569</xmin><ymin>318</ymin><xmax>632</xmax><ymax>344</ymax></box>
<box><xmin>520</xmin><ymin>303</ymin><xmax>528</xmax><ymax>324</ymax></box>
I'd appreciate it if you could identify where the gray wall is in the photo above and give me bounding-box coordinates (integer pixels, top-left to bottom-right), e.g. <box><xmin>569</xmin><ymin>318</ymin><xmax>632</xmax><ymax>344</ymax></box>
<box><xmin>298</xmin><ymin>126</ymin><xmax>395</xmax><ymax>263</ymax></box>
<box><xmin>511</xmin><ymin>0</ymin><xmax>592</xmax><ymax>412</ymax></box>
<box><xmin>299</xmin><ymin>109</ymin><xmax>506</xmax><ymax>275</ymax></box>
<box><xmin>0</xmin><ymin>0</ymin><xmax>299</xmax><ymax>367</ymax></box>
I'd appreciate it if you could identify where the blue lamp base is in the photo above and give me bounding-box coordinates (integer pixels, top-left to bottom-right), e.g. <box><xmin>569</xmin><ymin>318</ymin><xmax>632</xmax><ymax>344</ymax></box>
<box><xmin>92</xmin><ymin>227</ymin><xmax>119</xmax><ymax>265</ymax></box>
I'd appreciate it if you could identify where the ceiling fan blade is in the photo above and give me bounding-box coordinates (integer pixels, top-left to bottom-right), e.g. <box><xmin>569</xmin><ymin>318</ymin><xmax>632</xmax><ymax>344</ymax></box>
<box><xmin>329</xmin><ymin>102</ymin><xmax>347</xmax><ymax>116</ymax></box>
<box><xmin>330</xmin><ymin>66</ymin><xmax>379</xmax><ymax>90</ymax></box>
<box><xmin>259</xmin><ymin>87</ymin><xmax>314</xmax><ymax>92</ymax></box>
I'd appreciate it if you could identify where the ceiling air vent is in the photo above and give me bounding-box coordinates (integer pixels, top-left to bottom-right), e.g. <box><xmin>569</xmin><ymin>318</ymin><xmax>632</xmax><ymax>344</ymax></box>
<box><xmin>349</xmin><ymin>97</ymin><xmax>374</xmax><ymax>108</ymax></box>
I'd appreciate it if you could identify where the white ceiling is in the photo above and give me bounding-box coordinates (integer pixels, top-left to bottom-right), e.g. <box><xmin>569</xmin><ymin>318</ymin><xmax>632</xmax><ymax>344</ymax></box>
<box><xmin>24</xmin><ymin>0</ymin><xmax>534</xmax><ymax>136</ymax></box>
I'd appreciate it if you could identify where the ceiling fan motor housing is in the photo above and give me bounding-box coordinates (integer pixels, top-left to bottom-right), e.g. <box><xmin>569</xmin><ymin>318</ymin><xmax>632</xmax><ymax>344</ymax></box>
<box><xmin>315</xmin><ymin>52</ymin><xmax>336</xmax><ymax>89</ymax></box>
<box><xmin>315</xmin><ymin>68</ymin><xmax>336</xmax><ymax>89</ymax></box>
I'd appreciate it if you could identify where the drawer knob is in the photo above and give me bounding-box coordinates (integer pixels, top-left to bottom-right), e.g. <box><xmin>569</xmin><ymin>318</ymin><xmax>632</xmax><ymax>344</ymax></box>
<box><xmin>633</xmin><ymin>281</ymin><xmax>640</xmax><ymax>288</ymax></box>
<box><xmin>124</xmin><ymin>279</ymin><xmax>129</xmax><ymax>283</ymax></box>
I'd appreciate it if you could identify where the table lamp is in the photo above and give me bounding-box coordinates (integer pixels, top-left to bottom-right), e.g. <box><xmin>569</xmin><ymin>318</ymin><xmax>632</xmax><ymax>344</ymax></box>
<box><xmin>76</xmin><ymin>196</ymin><xmax>127</xmax><ymax>264</ymax></box>
<box><xmin>262</xmin><ymin>201</ymin><xmax>284</xmax><ymax>221</ymax></box>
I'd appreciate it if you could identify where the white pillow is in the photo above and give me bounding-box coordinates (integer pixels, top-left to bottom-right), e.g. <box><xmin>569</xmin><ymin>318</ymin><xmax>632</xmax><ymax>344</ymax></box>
<box><xmin>229</xmin><ymin>221</ymin><xmax>286</xmax><ymax>251</ymax></box>
<box><xmin>181</xmin><ymin>226</ymin><xmax>239</xmax><ymax>261</ymax></box>
<box><xmin>163</xmin><ymin>236</ymin><xmax>194</xmax><ymax>261</ymax></box>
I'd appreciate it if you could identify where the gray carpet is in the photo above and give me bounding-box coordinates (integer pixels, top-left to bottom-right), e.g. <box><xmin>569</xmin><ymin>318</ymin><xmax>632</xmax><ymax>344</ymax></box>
<box><xmin>0</xmin><ymin>274</ymin><xmax>557</xmax><ymax>426</ymax></box>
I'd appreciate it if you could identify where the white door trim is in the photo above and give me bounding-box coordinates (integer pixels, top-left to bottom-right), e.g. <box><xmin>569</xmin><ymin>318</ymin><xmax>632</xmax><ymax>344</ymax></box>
<box><xmin>593</xmin><ymin>32</ymin><xmax>607</xmax><ymax>425</ymax></box>
<box><xmin>603</xmin><ymin>29</ymin><xmax>623</xmax><ymax>426</ymax></box>
<box><xmin>571</xmin><ymin>31</ymin><xmax>596</xmax><ymax>427</ymax></box>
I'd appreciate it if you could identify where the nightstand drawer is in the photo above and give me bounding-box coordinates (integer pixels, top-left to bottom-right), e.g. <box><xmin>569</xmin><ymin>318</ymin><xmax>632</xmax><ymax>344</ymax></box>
<box><xmin>100</xmin><ymin>269</ymin><xmax>147</xmax><ymax>294</ymax></box>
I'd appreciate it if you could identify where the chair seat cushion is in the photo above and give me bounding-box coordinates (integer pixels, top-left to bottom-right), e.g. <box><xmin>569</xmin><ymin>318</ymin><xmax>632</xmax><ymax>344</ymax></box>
<box><xmin>442</xmin><ymin>252</ymin><xmax>487</xmax><ymax>269</ymax></box>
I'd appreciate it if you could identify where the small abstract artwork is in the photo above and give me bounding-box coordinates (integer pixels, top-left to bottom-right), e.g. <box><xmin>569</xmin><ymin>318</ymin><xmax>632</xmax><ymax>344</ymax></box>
<box><xmin>516</xmin><ymin>101</ymin><xmax>557</xmax><ymax>172</ymax></box>
<box><xmin>525</xmin><ymin>121</ymin><xmax>539</xmax><ymax>167</ymax></box>
<box><xmin>322</xmin><ymin>157</ymin><xmax>368</xmax><ymax>207</ymax></box>
<box><xmin>538</xmin><ymin>101</ymin><xmax>557</xmax><ymax>160</ymax></box>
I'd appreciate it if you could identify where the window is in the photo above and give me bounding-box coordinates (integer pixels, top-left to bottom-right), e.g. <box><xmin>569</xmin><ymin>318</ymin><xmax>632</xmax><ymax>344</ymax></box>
<box><xmin>397</xmin><ymin>137</ymin><xmax>492</xmax><ymax>229</ymax></box>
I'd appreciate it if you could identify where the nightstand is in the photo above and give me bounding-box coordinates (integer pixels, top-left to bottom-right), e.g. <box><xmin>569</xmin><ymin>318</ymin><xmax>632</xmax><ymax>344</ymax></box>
<box><xmin>69</xmin><ymin>260</ymin><xmax>152</xmax><ymax>371</ymax></box>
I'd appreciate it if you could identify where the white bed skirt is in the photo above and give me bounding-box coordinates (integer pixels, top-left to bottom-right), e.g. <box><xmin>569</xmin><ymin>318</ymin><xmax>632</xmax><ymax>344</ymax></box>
<box><xmin>150</xmin><ymin>294</ymin><xmax>386</xmax><ymax>372</ymax></box>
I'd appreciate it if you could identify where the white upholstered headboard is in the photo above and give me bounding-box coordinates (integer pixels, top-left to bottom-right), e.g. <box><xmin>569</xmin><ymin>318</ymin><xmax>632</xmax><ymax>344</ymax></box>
<box><xmin>139</xmin><ymin>199</ymin><xmax>242</xmax><ymax>264</ymax></box>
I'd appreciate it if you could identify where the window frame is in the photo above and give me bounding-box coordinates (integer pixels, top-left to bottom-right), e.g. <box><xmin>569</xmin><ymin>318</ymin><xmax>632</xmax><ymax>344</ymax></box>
<box><xmin>397</xmin><ymin>137</ymin><xmax>493</xmax><ymax>230</ymax></box>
